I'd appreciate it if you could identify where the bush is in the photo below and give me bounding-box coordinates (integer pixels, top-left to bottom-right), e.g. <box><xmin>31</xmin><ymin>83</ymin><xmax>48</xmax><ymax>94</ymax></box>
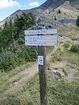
<box><xmin>70</xmin><ymin>44</ymin><xmax>79</xmax><ymax>52</ymax></box>
<box><xmin>0</xmin><ymin>47</ymin><xmax>38</xmax><ymax>72</ymax></box>
<box><xmin>57</xmin><ymin>9</ymin><xmax>61</xmax><ymax>14</ymax></box>
<box><xmin>51</xmin><ymin>47</ymin><xmax>63</xmax><ymax>62</ymax></box>
<box><xmin>76</xmin><ymin>16</ymin><xmax>79</xmax><ymax>27</ymax></box>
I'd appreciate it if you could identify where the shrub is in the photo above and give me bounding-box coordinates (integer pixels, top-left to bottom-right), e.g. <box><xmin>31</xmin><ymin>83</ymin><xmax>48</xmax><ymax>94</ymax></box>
<box><xmin>70</xmin><ymin>44</ymin><xmax>79</xmax><ymax>52</ymax></box>
<box><xmin>76</xmin><ymin>16</ymin><xmax>79</xmax><ymax>27</ymax></box>
<box><xmin>57</xmin><ymin>9</ymin><xmax>61</xmax><ymax>14</ymax></box>
<box><xmin>0</xmin><ymin>47</ymin><xmax>37</xmax><ymax>72</ymax></box>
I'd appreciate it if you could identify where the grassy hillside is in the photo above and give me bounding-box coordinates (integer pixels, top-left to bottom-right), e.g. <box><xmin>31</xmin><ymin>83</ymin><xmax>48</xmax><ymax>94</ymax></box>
<box><xmin>0</xmin><ymin>24</ymin><xmax>79</xmax><ymax>105</ymax></box>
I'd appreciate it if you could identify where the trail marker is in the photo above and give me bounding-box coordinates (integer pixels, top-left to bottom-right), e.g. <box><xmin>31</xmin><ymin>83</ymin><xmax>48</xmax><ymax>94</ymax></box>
<box><xmin>24</xmin><ymin>28</ymin><xmax>58</xmax><ymax>105</ymax></box>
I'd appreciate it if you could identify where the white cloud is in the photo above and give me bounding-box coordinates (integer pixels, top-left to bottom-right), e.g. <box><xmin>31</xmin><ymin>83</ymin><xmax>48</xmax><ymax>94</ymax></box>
<box><xmin>0</xmin><ymin>0</ymin><xmax>20</xmax><ymax>9</ymax></box>
<box><xmin>29</xmin><ymin>2</ymin><xmax>39</xmax><ymax>8</ymax></box>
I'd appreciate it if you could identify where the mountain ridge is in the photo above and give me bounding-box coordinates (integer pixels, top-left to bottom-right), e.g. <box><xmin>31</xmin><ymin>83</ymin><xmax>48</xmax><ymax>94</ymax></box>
<box><xmin>0</xmin><ymin>0</ymin><xmax>79</xmax><ymax>27</ymax></box>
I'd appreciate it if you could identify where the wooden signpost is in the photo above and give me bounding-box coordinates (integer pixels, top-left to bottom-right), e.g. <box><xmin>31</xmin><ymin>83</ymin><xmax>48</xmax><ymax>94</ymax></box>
<box><xmin>24</xmin><ymin>28</ymin><xmax>58</xmax><ymax>105</ymax></box>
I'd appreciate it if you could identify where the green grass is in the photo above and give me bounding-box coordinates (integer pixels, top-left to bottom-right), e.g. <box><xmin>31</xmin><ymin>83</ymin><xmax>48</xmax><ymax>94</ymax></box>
<box><xmin>63</xmin><ymin>51</ymin><xmax>79</xmax><ymax>67</ymax></box>
<box><xmin>0</xmin><ymin>62</ymin><xmax>35</xmax><ymax>97</ymax></box>
<box><xmin>0</xmin><ymin>71</ymin><xmax>79</xmax><ymax>105</ymax></box>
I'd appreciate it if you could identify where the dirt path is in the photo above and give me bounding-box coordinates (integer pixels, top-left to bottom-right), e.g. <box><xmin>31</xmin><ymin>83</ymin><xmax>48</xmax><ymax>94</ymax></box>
<box><xmin>4</xmin><ymin>63</ymin><xmax>38</xmax><ymax>95</ymax></box>
<box><xmin>3</xmin><ymin>48</ymin><xmax>57</xmax><ymax>95</ymax></box>
<box><xmin>9</xmin><ymin>63</ymin><xmax>38</xmax><ymax>83</ymax></box>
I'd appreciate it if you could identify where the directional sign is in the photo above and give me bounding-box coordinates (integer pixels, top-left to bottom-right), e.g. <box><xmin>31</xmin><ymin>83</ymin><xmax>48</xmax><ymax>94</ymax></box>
<box><xmin>25</xmin><ymin>35</ymin><xmax>58</xmax><ymax>46</ymax></box>
<box><xmin>25</xmin><ymin>29</ymin><xmax>57</xmax><ymax>35</ymax></box>
<box><xmin>24</xmin><ymin>28</ymin><xmax>58</xmax><ymax>105</ymax></box>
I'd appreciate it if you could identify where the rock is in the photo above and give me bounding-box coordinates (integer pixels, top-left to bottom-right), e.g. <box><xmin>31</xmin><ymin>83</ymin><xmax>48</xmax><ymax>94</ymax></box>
<box><xmin>52</xmin><ymin>70</ymin><xmax>62</xmax><ymax>80</ymax></box>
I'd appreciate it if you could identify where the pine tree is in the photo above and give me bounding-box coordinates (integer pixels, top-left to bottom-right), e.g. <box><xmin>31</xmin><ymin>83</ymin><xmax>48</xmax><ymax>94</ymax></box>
<box><xmin>14</xmin><ymin>13</ymin><xmax>36</xmax><ymax>33</ymax></box>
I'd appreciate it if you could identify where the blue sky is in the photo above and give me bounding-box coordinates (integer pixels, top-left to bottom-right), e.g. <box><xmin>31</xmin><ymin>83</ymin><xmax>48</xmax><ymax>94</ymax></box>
<box><xmin>0</xmin><ymin>0</ymin><xmax>46</xmax><ymax>21</ymax></box>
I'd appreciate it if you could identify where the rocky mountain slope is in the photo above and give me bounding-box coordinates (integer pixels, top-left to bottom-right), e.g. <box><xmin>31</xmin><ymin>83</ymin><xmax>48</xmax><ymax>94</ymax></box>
<box><xmin>0</xmin><ymin>0</ymin><xmax>79</xmax><ymax>27</ymax></box>
<box><xmin>40</xmin><ymin>0</ymin><xmax>79</xmax><ymax>9</ymax></box>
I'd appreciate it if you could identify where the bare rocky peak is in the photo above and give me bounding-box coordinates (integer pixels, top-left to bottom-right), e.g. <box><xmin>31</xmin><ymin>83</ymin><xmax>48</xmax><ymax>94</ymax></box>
<box><xmin>39</xmin><ymin>0</ymin><xmax>65</xmax><ymax>10</ymax></box>
<box><xmin>39</xmin><ymin>0</ymin><xmax>79</xmax><ymax>9</ymax></box>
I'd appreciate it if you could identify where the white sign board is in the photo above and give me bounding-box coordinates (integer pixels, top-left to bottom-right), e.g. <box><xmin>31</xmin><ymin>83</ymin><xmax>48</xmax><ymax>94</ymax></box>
<box><xmin>25</xmin><ymin>29</ymin><xmax>57</xmax><ymax>35</ymax></box>
<box><xmin>38</xmin><ymin>56</ymin><xmax>44</xmax><ymax>65</ymax></box>
<box><xmin>25</xmin><ymin>35</ymin><xmax>58</xmax><ymax>46</ymax></box>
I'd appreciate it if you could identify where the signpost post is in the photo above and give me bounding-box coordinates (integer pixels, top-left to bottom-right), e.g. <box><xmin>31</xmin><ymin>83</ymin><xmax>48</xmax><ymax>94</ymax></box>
<box><xmin>38</xmin><ymin>46</ymin><xmax>47</xmax><ymax>105</ymax></box>
<box><xmin>24</xmin><ymin>28</ymin><xmax>58</xmax><ymax>105</ymax></box>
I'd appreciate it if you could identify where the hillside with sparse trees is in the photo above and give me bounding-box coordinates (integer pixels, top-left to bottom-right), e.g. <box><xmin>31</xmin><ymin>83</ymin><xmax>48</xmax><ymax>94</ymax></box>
<box><xmin>0</xmin><ymin>13</ymin><xmax>37</xmax><ymax>72</ymax></box>
<box><xmin>0</xmin><ymin>0</ymin><xmax>79</xmax><ymax>105</ymax></box>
